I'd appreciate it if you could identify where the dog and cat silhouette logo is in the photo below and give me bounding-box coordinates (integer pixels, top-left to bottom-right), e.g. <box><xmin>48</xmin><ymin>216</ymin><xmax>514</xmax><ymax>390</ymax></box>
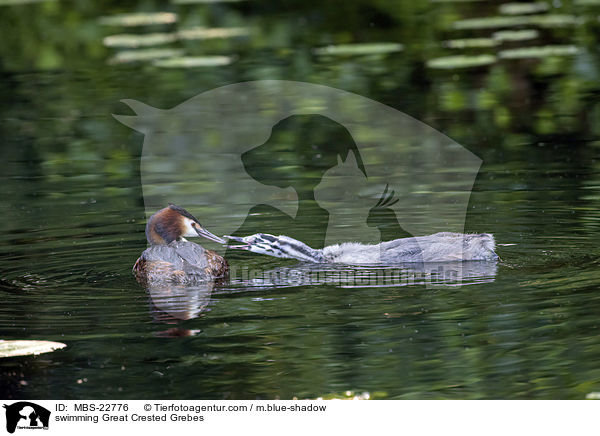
<box><xmin>117</xmin><ymin>80</ymin><xmax>482</xmax><ymax>254</ymax></box>
<box><xmin>3</xmin><ymin>402</ymin><xmax>50</xmax><ymax>433</ymax></box>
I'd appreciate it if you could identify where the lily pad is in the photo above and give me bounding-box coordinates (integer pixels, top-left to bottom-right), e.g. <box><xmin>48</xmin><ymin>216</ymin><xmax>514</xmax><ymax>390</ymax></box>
<box><xmin>0</xmin><ymin>0</ymin><xmax>56</xmax><ymax>4</ymax></box>
<box><xmin>314</xmin><ymin>42</ymin><xmax>404</xmax><ymax>56</ymax></box>
<box><xmin>108</xmin><ymin>48</ymin><xmax>184</xmax><ymax>64</ymax></box>
<box><xmin>153</xmin><ymin>55</ymin><xmax>234</xmax><ymax>68</ymax></box>
<box><xmin>427</xmin><ymin>54</ymin><xmax>497</xmax><ymax>69</ymax></box>
<box><xmin>531</xmin><ymin>14</ymin><xmax>580</xmax><ymax>27</ymax></box>
<box><xmin>103</xmin><ymin>33</ymin><xmax>177</xmax><ymax>48</ymax></box>
<box><xmin>499</xmin><ymin>2</ymin><xmax>549</xmax><ymax>15</ymax></box>
<box><xmin>99</xmin><ymin>12</ymin><xmax>178</xmax><ymax>27</ymax></box>
<box><xmin>499</xmin><ymin>45</ymin><xmax>578</xmax><ymax>59</ymax></box>
<box><xmin>453</xmin><ymin>14</ymin><xmax>578</xmax><ymax>30</ymax></box>
<box><xmin>305</xmin><ymin>390</ymin><xmax>388</xmax><ymax>400</ymax></box>
<box><xmin>443</xmin><ymin>38</ymin><xmax>498</xmax><ymax>48</ymax></box>
<box><xmin>177</xmin><ymin>26</ymin><xmax>250</xmax><ymax>40</ymax></box>
<box><xmin>102</xmin><ymin>27</ymin><xmax>250</xmax><ymax>49</ymax></box>
<box><xmin>0</xmin><ymin>340</ymin><xmax>66</xmax><ymax>358</ymax></box>
<box><xmin>493</xmin><ymin>29</ymin><xmax>539</xmax><ymax>41</ymax></box>
<box><xmin>172</xmin><ymin>0</ymin><xmax>245</xmax><ymax>3</ymax></box>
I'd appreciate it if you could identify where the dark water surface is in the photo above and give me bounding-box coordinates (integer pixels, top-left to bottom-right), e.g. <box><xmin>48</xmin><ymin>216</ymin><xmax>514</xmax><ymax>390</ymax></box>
<box><xmin>1</xmin><ymin>0</ymin><xmax>600</xmax><ymax>399</ymax></box>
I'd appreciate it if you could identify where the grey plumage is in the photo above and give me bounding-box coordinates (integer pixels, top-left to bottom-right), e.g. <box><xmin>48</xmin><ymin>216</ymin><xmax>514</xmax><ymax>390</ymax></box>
<box><xmin>226</xmin><ymin>232</ymin><xmax>498</xmax><ymax>264</ymax></box>
<box><xmin>137</xmin><ymin>240</ymin><xmax>213</xmax><ymax>282</ymax></box>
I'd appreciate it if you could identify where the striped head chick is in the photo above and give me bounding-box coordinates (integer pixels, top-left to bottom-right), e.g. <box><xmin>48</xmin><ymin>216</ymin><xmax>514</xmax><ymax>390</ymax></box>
<box><xmin>225</xmin><ymin>233</ymin><xmax>325</xmax><ymax>262</ymax></box>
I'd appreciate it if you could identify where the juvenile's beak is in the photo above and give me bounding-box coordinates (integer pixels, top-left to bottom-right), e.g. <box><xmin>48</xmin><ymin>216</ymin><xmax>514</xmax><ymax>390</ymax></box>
<box><xmin>223</xmin><ymin>235</ymin><xmax>251</xmax><ymax>250</ymax></box>
<box><xmin>195</xmin><ymin>225</ymin><xmax>226</xmax><ymax>244</ymax></box>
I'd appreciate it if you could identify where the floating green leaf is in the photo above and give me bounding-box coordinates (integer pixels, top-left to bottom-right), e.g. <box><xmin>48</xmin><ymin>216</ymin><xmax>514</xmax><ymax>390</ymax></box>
<box><xmin>427</xmin><ymin>54</ymin><xmax>497</xmax><ymax>69</ymax></box>
<box><xmin>574</xmin><ymin>0</ymin><xmax>600</xmax><ymax>5</ymax></box>
<box><xmin>0</xmin><ymin>340</ymin><xmax>66</xmax><ymax>358</ymax></box>
<box><xmin>493</xmin><ymin>29</ymin><xmax>539</xmax><ymax>42</ymax></box>
<box><xmin>314</xmin><ymin>42</ymin><xmax>404</xmax><ymax>56</ymax></box>
<box><xmin>103</xmin><ymin>27</ymin><xmax>250</xmax><ymax>49</ymax></box>
<box><xmin>499</xmin><ymin>45</ymin><xmax>578</xmax><ymax>59</ymax></box>
<box><xmin>108</xmin><ymin>48</ymin><xmax>184</xmax><ymax>64</ymax></box>
<box><xmin>430</xmin><ymin>0</ymin><xmax>485</xmax><ymax>2</ymax></box>
<box><xmin>443</xmin><ymin>38</ymin><xmax>498</xmax><ymax>49</ymax></box>
<box><xmin>453</xmin><ymin>15</ymin><xmax>527</xmax><ymax>29</ymax></box>
<box><xmin>499</xmin><ymin>2</ymin><xmax>549</xmax><ymax>15</ymax></box>
<box><xmin>0</xmin><ymin>0</ymin><xmax>56</xmax><ymax>5</ymax></box>
<box><xmin>103</xmin><ymin>33</ymin><xmax>178</xmax><ymax>48</ymax></box>
<box><xmin>172</xmin><ymin>0</ymin><xmax>245</xmax><ymax>3</ymax></box>
<box><xmin>453</xmin><ymin>14</ymin><xmax>578</xmax><ymax>30</ymax></box>
<box><xmin>99</xmin><ymin>12</ymin><xmax>178</xmax><ymax>27</ymax></box>
<box><xmin>177</xmin><ymin>26</ymin><xmax>250</xmax><ymax>40</ymax></box>
<box><xmin>316</xmin><ymin>390</ymin><xmax>373</xmax><ymax>400</ymax></box>
<box><xmin>152</xmin><ymin>55</ymin><xmax>234</xmax><ymax>68</ymax></box>
<box><xmin>531</xmin><ymin>14</ymin><xmax>580</xmax><ymax>27</ymax></box>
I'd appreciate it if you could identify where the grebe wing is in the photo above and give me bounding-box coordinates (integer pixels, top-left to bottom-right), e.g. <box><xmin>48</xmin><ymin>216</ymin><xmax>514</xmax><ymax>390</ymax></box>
<box><xmin>172</xmin><ymin>241</ymin><xmax>210</xmax><ymax>270</ymax></box>
<box><xmin>139</xmin><ymin>244</ymin><xmax>184</xmax><ymax>268</ymax></box>
<box><xmin>173</xmin><ymin>241</ymin><xmax>228</xmax><ymax>279</ymax></box>
<box><xmin>139</xmin><ymin>241</ymin><xmax>209</xmax><ymax>270</ymax></box>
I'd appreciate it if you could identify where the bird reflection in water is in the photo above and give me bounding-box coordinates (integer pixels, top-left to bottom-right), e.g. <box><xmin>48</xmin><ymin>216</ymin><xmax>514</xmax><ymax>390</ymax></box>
<box><xmin>147</xmin><ymin>281</ymin><xmax>214</xmax><ymax>337</ymax></box>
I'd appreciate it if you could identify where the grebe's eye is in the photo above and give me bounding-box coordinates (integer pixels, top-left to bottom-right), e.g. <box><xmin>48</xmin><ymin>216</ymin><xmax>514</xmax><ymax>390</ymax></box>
<box><xmin>191</xmin><ymin>222</ymin><xmax>197</xmax><ymax>227</ymax></box>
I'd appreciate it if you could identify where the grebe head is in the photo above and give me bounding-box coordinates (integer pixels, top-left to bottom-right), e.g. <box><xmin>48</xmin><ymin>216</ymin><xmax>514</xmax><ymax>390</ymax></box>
<box><xmin>145</xmin><ymin>204</ymin><xmax>225</xmax><ymax>245</ymax></box>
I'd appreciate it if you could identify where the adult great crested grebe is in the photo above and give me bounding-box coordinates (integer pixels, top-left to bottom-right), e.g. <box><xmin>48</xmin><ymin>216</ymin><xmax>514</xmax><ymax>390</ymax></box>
<box><xmin>133</xmin><ymin>204</ymin><xmax>228</xmax><ymax>284</ymax></box>
<box><xmin>225</xmin><ymin>232</ymin><xmax>498</xmax><ymax>264</ymax></box>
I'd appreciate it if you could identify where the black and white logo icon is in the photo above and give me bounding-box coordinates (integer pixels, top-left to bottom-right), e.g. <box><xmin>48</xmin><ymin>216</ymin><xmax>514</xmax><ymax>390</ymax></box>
<box><xmin>3</xmin><ymin>402</ymin><xmax>50</xmax><ymax>434</ymax></box>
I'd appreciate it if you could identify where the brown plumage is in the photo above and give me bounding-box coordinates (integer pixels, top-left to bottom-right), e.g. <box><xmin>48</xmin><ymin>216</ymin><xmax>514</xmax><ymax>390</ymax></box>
<box><xmin>133</xmin><ymin>204</ymin><xmax>228</xmax><ymax>285</ymax></box>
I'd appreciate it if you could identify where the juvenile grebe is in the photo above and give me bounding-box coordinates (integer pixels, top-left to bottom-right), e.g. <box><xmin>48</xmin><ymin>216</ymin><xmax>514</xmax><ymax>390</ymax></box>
<box><xmin>133</xmin><ymin>204</ymin><xmax>228</xmax><ymax>284</ymax></box>
<box><xmin>225</xmin><ymin>232</ymin><xmax>498</xmax><ymax>264</ymax></box>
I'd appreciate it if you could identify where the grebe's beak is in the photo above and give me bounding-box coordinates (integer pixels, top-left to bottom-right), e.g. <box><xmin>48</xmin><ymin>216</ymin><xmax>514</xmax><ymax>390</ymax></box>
<box><xmin>195</xmin><ymin>225</ymin><xmax>226</xmax><ymax>244</ymax></box>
